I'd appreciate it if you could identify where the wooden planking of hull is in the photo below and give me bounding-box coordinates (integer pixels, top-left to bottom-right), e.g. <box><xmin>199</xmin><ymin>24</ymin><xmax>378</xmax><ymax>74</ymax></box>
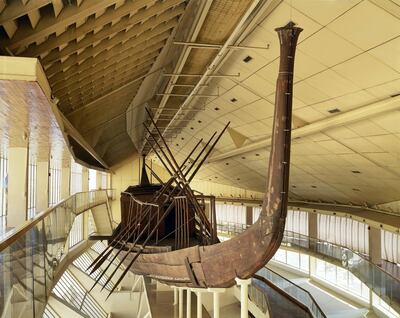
<box><xmin>121</xmin><ymin>22</ymin><xmax>303</xmax><ymax>289</ymax></box>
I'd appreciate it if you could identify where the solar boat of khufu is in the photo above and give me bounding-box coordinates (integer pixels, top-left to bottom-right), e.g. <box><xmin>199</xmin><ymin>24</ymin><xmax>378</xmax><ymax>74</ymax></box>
<box><xmin>89</xmin><ymin>22</ymin><xmax>303</xmax><ymax>296</ymax></box>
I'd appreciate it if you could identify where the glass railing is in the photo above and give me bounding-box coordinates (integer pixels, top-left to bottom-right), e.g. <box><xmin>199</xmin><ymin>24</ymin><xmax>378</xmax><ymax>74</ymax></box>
<box><xmin>249</xmin><ymin>278</ymin><xmax>272</xmax><ymax>314</ymax></box>
<box><xmin>282</xmin><ymin>231</ymin><xmax>400</xmax><ymax>314</ymax></box>
<box><xmin>0</xmin><ymin>189</ymin><xmax>113</xmax><ymax>318</ymax></box>
<box><xmin>217</xmin><ymin>222</ymin><xmax>400</xmax><ymax>315</ymax></box>
<box><xmin>256</xmin><ymin>267</ymin><xmax>326</xmax><ymax>318</ymax></box>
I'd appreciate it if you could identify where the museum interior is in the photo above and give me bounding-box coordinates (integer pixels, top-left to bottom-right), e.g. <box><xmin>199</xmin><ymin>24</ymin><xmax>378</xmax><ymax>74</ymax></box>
<box><xmin>0</xmin><ymin>0</ymin><xmax>400</xmax><ymax>317</ymax></box>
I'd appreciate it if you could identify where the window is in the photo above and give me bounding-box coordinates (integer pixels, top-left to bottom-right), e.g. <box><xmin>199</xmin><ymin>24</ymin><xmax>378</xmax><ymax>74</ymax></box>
<box><xmin>313</xmin><ymin>258</ymin><xmax>369</xmax><ymax>301</ymax></box>
<box><xmin>216</xmin><ymin>203</ymin><xmax>246</xmax><ymax>225</ymax></box>
<box><xmin>381</xmin><ymin>229</ymin><xmax>400</xmax><ymax>265</ymax></box>
<box><xmin>253</xmin><ymin>206</ymin><xmax>261</xmax><ymax>223</ymax></box>
<box><xmin>27</xmin><ymin>156</ymin><xmax>37</xmax><ymax>219</ymax></box>
<box><xmin>68</xmin><ymin>214</ymin><xmax>83</xmax><ymax>248</ymax></box>
<box><xmin>48</xmin><ymin>158</ymin><xmax>61</xmax><ymax>206</ymax></box>
<box><xmin>272</xmin><ymin>248</ymin><xmax>310</xmax><ymax>273</ymax></box>
<box><xmin>0</xmin><ymin>154</ymin><xmax>8</xmax><ymax>223</ymax></box>
<box><xmin>285</xmin><ymin>209</ymin><xmax>309</xmax><ymax>235</ymax></box>
<box><xmin>100</xmin><ymin>172</ymin><xmax>108</xmax><ymax>189</ymax></box>
<box><xmin>317</xmin><ymin>214</ymin><xmax>369</xmax><ymax>255</ymax></box>
<box><xmin>89</xmin><ymin>169</ymin><xmax>97</xmax><ymax>191</ymax></box>
<box><xmin>70</xmin><ymin>161</ymin><xmax>83</xmax><ymax>194</ymax></box>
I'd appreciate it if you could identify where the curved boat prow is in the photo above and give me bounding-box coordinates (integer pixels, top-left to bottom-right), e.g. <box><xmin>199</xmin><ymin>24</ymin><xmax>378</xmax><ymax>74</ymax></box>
<box><xmin>129</xmin><ymin>22</ymin><xmax>303</xmax><ymax>288</ymax></box>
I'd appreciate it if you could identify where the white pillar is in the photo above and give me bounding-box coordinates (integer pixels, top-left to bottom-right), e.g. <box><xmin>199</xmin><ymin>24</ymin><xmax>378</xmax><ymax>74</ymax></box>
<box><xmin>36</xmin><ymin>161</ymin><xmax>49</xmax><ymax>212</ymax></box>
<box><xmin>208</xmin><ymin>288</ymin><xmax>225</xmax><ymax>318</ymax></box>
<box><xmin>7</xmin><ymin>147</ymin><xmax>28</xmax><ymax>227</ymax></box>
<box><xmin>186</xmin><ymin>289</ymin><xmax>191</xmax><ymax>318</ymax></box>
<box><xmin>173</xmin><ymin>287</ymin><xmax>178</xmax><ymax>305</ymax></box>
<box><xmin>179</xmin><ymin>288</ymin><xmax>183</xmax><ymax>318</ymax></box>
<box><xmin>196</xmin><ymin>291</ymin><xmax>203</xmax><ymax>318</ymax></box>
<box><xmin>235</xmin><ymin>278</ymin><xmax>251</xmax><ymax>318</ymax></box>
<box><xmin>61</xmin><ymin>165</ymin><xmax>70</xmax><ymax>199</ymax></box>
<box><xmin>82</xmin><ymin>167</ymin><xmax>89</xmax><ymax>192</ymax></box>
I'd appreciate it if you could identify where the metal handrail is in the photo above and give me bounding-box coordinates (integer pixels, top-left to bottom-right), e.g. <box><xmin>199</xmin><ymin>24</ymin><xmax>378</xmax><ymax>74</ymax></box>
<box><xmin>257</xmin><ymin>267</ymin><xmax>327</xmax><ymax>318</ymax></box>
<box><xmin>0</xmin><ymin>188</ymin><xmax>114</xmax><ymax>252</ymax></box>
<box><xmin>283</xmin><ymin>230</ymin><xmax>400</xmax><ymax>283</ymax></box>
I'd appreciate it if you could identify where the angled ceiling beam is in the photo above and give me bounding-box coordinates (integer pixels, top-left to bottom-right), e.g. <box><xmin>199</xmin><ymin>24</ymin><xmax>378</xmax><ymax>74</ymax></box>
<box><xmin>45</xmin><ymin>20</ymin><xmax>176</xmax><ymax>76</ymax></box>
<box><xmin>49</xmin><ymin>33</ymin><xmax>168</xmax><ymax>84</ymax></box>
<box><xmin>208</xmin><ymin>95</ymin><xmax>400</xmax><ymax>163</ymax></box>
<box><xmin>60</xmin><ymin>72</ymin><xmax>144</xmax><ymax>111</ymax></box>
<box><xmin>57</xmin><ymin>62</ymin><xmax>153</xmax><ymax>101</ymax></box>
<box><xmin>21</xmin><ymin>0</ymin><xmax>156</xmax><ymax>57</ymax></box>
<box><xmin>0</xmin><ymin>0</ymin><xmax>51</xmax><ymax>25</ymax></box>
<box><xmin>5</xmin><ymin>0</ymin><xmax>122</xmax><ymax>50</ymax></box>
<box><xmin>53</xmin><ymin>51</ymin><xmax>159</xmax><ymax>94</ymax></box>
<box><xmin>41</xmin><ymin>0</ymin><xmax>184</xmax><ymax>65</ymax></box>
<box><xmin>65</xmin><ymin>67</ymin><xmax>166</xmax><ymax>117</ymax></box>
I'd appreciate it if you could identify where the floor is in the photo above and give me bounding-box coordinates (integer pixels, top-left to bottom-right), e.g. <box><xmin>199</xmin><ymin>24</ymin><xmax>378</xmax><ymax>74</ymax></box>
<box><xmin>268</xmin><ymin>264</ymin><xmax>376</xmax><ymax>318</ymax></box>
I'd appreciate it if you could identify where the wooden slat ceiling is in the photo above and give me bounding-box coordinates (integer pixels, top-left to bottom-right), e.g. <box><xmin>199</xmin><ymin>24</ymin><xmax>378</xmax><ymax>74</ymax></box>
<box><xmin>0</xmin><ymin>0</ymin><xmax>187</xmax><ymax>166</ymax></box>
<box><xmin>140</xmin><ymin>0</ymin><xmax>255</xmax><ymax>154</ymax></box>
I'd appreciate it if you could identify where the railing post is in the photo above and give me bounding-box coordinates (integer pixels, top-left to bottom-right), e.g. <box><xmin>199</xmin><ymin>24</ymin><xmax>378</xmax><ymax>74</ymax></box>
<box><xmin>207</xmin><ymin>288</ymin><xmax>225</xmax><ymax>318</ymax></box>
<box><xmin>187</xmin><ymin>289</ymin><xmax>192</xmax><ymax>318</ymax></box>
<box><xmin>179</xmin><ymin>288</ymin><xmax>184</xmax><ymax>318</ymax></box>
<box><xmin>173</xmin><ymin>287</ymin><xmax>178</xmax><ymax>305</ymax></box>
<box><xmin>235</xmin><ymin>278</ymin><xmax>251</xmax><ymax>318</ymax></box>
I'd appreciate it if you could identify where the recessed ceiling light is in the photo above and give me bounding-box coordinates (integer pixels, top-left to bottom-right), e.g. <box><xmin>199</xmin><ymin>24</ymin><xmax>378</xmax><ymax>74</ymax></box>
<box><xmin>237</xmin><ymin>178</ymin><xmax>240</xmax><ymax>181</ymax></box>
<box><xmin>230</xmin><ymin>98</ymin><xmax>237</xmax><ymax>103</ymax></box>
<box><xmin>198</xmin><ymin>120</ymin><xmax>202</xmax><ymax>123</ymax></box>
<box><xmin>225</xmin><ymin>162</ymin><xmax>229</xmax><ymax>165</ymax></box>
<box><xmin>215</xmin><ymin>176</ymin><xmax>218</xmax><ymax>179</ymax></box>
<box><xmin>214</xmin><ymin>107</ymin><xmax>220</xmax><ymax>111</ymax></box>
<box><xmin>311</xmin><ymin>185</ymin><xmax>317</xmax><ymax>188</ymax></box>
<box><xmin>181</xmin><ymin>137</ymin><xmax>184</xmax><ymax>140</ymax></box>
<box><xmin>176</xmin><ymin>144</ymin><xmax>179</xmax><ymax>146</ymax></box>
<box><xmin>351</xmin><ymin>170</ymin><xmax>361</xmax><ymax>174</ymax></box>
<box><xmin>328</xmin><ymin>108</ymin><xmax>341</xmax><ymax>114</ymax></box>
<box><xmin>190</xmin><ymin>127</ymin><xmax>194</xmax><ymax>130</ymax></box>
<box><xmin>243</xmin><ymin>55</ymin><xmax>253</xmax><ymax>63</ymax></box>
<box><xmin>255</xmin><ymin>153</ymin><xmax>260</xmax><ymax>156</ymax></box>
<box><xmin>241</xmin><ymin>156</ymin><xmax>246</xmax><ymax>159</ymax></box>
<box><xmin>352</xmin><ymin>188</ymin><xmax>360</xmax><ymax>192</ymax></box>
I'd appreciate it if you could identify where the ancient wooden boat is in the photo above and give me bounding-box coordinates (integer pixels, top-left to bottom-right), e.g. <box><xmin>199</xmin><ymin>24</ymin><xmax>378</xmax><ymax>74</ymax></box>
<box><xmin>89</xmin><ymin>22</ymin><xmax>302</xmax><ymax>295</ymax></box>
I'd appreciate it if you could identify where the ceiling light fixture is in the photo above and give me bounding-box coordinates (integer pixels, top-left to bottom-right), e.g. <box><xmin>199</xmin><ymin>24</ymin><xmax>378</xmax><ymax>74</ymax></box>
<box><xmin>328</xmin><ymin>108</ymin><xmax>341</xmax><ymax>114</ymax></box>
<box><xmin>243</xmin><ymin>55</ymin><xmax>253</xmax><ymax>63</ymax></box>
<box><xmin>230</xmin><ymin>98</ymin><xmax>237</xmax><ymax>103</ymax></box>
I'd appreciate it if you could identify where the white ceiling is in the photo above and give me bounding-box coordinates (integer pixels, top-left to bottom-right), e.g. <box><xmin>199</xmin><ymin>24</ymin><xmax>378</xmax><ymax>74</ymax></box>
<box><xmin>150</xmin><ymin>0</ymin><xmax>400</xmax><ymax>206</ymax></box>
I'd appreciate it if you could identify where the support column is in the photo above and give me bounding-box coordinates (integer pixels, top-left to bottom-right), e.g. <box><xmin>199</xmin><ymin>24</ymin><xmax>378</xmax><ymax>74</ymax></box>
<box><xmin>36</xmin><ymin>161</ymin><xmax>49</xmax><ymax>213</ymax></box>
<box><xmin>82</xmin><ymin>167</ymin><xmax>89</xmax><ymax>192</ymax></box>
<box><xmin>61</xmin><ymin>164</ymin><xmax>70</xmax><ymax>199</ymax></box>
<box><xmin>208</xmin><ymin>288</ymin><xmax>225</xmax><ymax>318</ymax></box>
<box><xmin>196</xmin><ymin>291</ymin><xmax>203</xmax><ymax>318</ymax></box>
<box><xmin>186</xmin><ymin>289</ymin><xmax>191</xmax><ymax>318</ymax></box>
<box><xmin>178</xmin><ymin>288</ymin><xmax>183</xmax><ymax>318</ymax></box>
<box><xmin>173</xmin><ymin>287</ymin><xmax>178</xmax><ymax>305</ymax></box>
<box><xmin>7</xmin><ymin>147</ymin><xmax>28</xmax><ymax>227</ymax></box>
<box><xmin>235</xmin><ymin>278</ymin><xmax>251</xmax><ymax>318</ymax></box>
<box><xmin>246</xmin><ymin>206</ymin><xmax>253</xmax><ymax>226</ymax></box>
<box><xmin>369</xmin><ymin>226</ymin><xmax>382</xmax><ymax>265</ymax></box>
<box><xmin>309</xmin><ymin>212</ymin><xmax>318</xmax><ymax>238</ymax></box>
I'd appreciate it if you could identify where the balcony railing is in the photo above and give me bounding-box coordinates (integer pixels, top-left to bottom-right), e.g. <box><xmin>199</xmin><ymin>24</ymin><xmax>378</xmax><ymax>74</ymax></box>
<box><xmin>282</xmin><ymin>230</ymin><xmax>400</xmax><ymax>313</ymax></box>
<box><xmin>0</xmin><ymin>189</ymin><xmax>113</xmax><ymax>318</ymax></box>
<box><xmin>256</xmin><ymin>267</ymin><xmax>326</xmax><ymax>318</ymax></box>
<box><xmin>217</xmin><ymin>221</ymin><xmax>400</xmax><ymax>315</ymax></box>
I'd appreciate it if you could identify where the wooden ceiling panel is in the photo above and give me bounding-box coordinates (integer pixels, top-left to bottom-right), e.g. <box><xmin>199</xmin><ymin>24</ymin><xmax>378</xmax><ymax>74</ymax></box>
<box><xmin>0</xmin><ymin>0</ymin><xmax>188</xmax><ymax>166</ymax></box>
